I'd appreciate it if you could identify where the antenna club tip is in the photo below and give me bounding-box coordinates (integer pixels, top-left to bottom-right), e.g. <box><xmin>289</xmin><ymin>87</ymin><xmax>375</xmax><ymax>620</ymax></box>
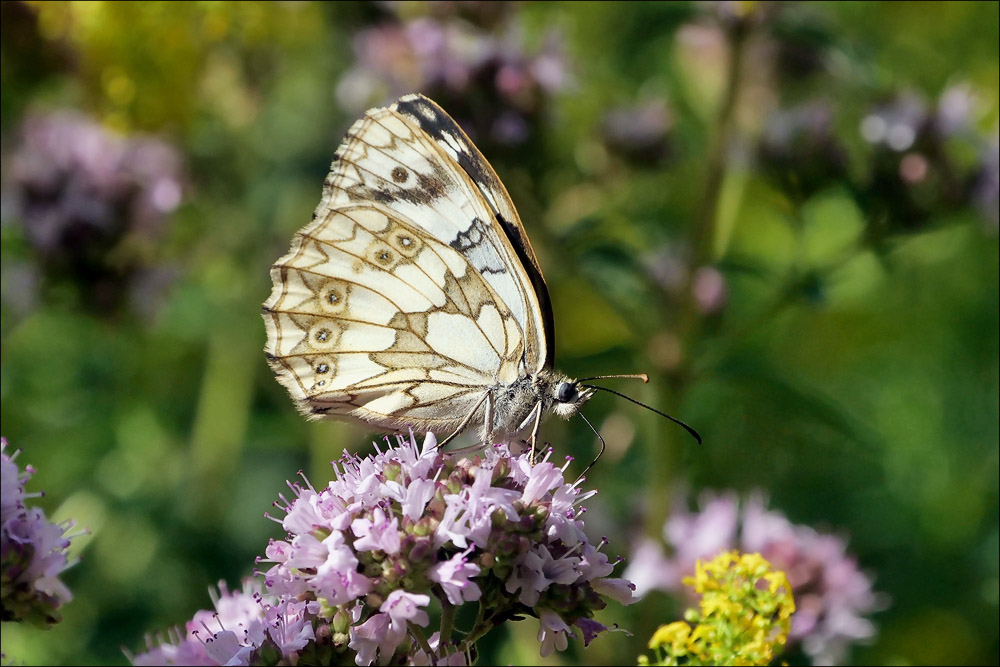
<box><xmin>640</xmin><ymin>373</ymin><xmax>649</xmax><ymax>383</ymax></box>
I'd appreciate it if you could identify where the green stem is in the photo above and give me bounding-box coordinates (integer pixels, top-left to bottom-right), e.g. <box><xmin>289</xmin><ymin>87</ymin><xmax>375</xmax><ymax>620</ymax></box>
<box><xmin>692</xmin><ymin>20</ymin><xmax>748</xmax><ymax>265</ymax></box>
<box><xmin>456</xmin><ymin>602</ymin><xmax>492</xmax><ymax>654</ymax></box>
<box><xmin>408</xmin><ymin>621</ymin><xmax>434</xmax><ymax>660</ymax></box>
<box><xmin>439</xmin><ymin>598</ymin><xmax>456</xmax><ymax>645</ymax></box>
<box><xmin>646</xmin><ymin>16</ymin><xmax>751</xmax><ymax>537</ymax></box>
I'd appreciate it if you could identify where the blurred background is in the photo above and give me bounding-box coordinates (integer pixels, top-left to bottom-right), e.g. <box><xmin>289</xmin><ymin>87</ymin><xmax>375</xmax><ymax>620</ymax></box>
<box><xmin>1</xmin><ymin>1</ymin><xmax>996</xmax><ymax>665</ymax></box>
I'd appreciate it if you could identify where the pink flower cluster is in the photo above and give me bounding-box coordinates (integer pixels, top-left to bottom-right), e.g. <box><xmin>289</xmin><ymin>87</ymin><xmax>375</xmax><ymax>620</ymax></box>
<box><xmin>130</xmin><ymin>580</ymin><xmax>316</xmax><ymax>666</ymax></box>
<box><xmin>131</xmin><ymin>433</ymin><xmax>634</xmax><ymax>665</ymax></box>
<box><xmin>1</xmin><ymin>438</ymin><xmax>82</xmax><ymax>626</ymax></box>
<box><xmin>626</xmin><ymin>490</ymin><xmax>883</xmax><ymax>665</ymax></box>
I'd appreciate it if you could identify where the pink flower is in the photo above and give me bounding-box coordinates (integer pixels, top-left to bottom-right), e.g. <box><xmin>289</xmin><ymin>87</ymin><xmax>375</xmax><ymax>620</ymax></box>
<box><xmin>202</xmin><ymin>631</ymin><xmax>254</xmax><ymax>666</ymax></box>
<box><xmin>264</xmin><ymin>598</ymin><xmax>317</xmax><ymax>656</ymax></box>
<box><xmin>1</xmin><ymin>438</ymin><xmax>82</xmax><ymax>626</ymax></box>
<box><xmin>134</xmin><ymin>581</ymin><xmax>269</xmax><ymax>666</ymax></box>
<box><xmin>429</xmin><ymin>547</ymin><xmax>481</xmax><ymax>605</ymax></box>
<box><xmin>381</xmin><ymin>589</ymin><xmax>431</xmax><ymax>633</ymax></box>
<box><xmin>136</xmin><ymin>432</ymin><xmax>633</xmax><ymax>664</ymax></box>
<box><xmin>591</xmin><ymin>577</ymin><xmax>637</xmax><ymax>606</ymax></box>
<box><xmin>537</xmin><ymin>609</ymin><xmax>571</xmax><ymax>657</ymax></box>
<box><xmin>348</xmin><ymin>612</ymin><xmax>398</xmax><ymax>666</ymax></box>
<box><xmin>522</xmin><ymin>461</ymin><xmax>564</xmax><ymax>503</ymax></box>
<box><xmin>410</xmin><ymin>632</ymin><xmax>469</xmax><ymax>665</ymax></box>
<box><xmin>131</xmin><ymin>640</ymin><xmax>215</xmax><ymax>666</ymax></box>
<box><xmin>351</xmin><ymin>506</ymin><xmax>401</xmax><ymax>555</ymax></box>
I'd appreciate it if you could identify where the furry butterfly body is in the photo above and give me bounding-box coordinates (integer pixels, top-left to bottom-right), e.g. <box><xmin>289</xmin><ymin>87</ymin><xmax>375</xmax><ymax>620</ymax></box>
<box><xmin>263</xmin><ymin>94</ymin><xmax>591</xmax><ymax>445</ymax></box>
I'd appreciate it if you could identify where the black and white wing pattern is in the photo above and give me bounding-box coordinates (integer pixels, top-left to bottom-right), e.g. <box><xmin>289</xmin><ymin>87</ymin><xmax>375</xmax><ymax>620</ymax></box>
<box><xmin>263</xmin><ymin>94</ymin><xmax>558</xmax><ymax>437</ymax></box>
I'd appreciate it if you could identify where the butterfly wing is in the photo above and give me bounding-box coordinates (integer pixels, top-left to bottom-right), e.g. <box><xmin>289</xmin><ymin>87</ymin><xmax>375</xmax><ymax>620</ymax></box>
<box><xmin>391</xmin><ymin>95</ymin><xmax>555</xmax><ymax>368</ymax></box>
<box><xmin>263</xmin><ymin>94</ymin><xmax>552</xmax><ymax>434</ymax></box>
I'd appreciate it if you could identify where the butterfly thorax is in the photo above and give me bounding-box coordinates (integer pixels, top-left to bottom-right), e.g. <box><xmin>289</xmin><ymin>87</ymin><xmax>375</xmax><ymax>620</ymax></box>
<box><xmin>481</xmin><ymin>369</ymin><xmax>595</xmax><ymax>443</ymax></box>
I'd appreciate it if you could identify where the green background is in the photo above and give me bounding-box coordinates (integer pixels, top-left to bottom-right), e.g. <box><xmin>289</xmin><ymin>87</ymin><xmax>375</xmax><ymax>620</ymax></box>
<box><xmin>1</xmin><ymin>1</ymin><xmax>997</xmax><ymax>665</ymax></box>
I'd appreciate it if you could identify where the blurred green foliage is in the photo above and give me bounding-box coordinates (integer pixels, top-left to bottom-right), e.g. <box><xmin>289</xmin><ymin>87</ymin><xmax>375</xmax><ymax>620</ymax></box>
<box><xmin>1</xmin><ymin>1</ymin><xmax>997</xmax><ymax>665</ymax></box>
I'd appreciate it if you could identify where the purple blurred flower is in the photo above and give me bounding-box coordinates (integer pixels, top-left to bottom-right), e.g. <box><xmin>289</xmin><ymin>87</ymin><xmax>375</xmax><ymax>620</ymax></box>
<box><xmin>601</xmin><ymin>99</ymin><xmax>675</xmax><ymax>165</ymax></box>
<box><xmin>626</xmin><ymin>490</ymin><xmax>883</xmax><ymax>665</ymax></box>
<box><xmin>692</xmin><ymin>266</ymin><xmax>728</xmax><ymax>315</ymax></box>
<box><xmin>860</xmin><ymin>94</ymin><xmax>927</xmax><ymax>153</ymax></box>
<box><xmin>336</xmin><ymin>7</ymin><xmax>570</xmax><ymax>147</ymax></box>
<box><xmin>339</xmin><ymin>16</ymin><xmax>568</xmax><ymax>107</ymax></box>
<box><xmin>759</xmin><ymin>101</ymin><xmax>849</xmax><ymax>195</ymax></box>
<box><xmin>851</xmin><ymin>89</ymin><xmax>998</xmax><ymax>231</ymax></box>
<box><xmin>1</xmin><ymin>438</ymin><xmax>83</xmax><ymax>627</ymax></box>
<box><xmin>935</xmin><ymin>84</ymin><xmax>978</xmax><ymax>138</ymax></box>
<box><xmin>972</xmin><ymin>133</ymin><xmax>999</xmax><ymax>232</ymax></box>
<box><xmin>2</xmin><ymin>110</ymin><xmax>184</xmax><ymax>315</ymax></box>
<box><xmin>646</xmin><ymin>246</ymin><xmax>729</xmax><ymax>317</ymax></box>
<box><xmin>133</xmin><ymin>432</ymin><xmax>633</xmax><ymax>665</ymax></box>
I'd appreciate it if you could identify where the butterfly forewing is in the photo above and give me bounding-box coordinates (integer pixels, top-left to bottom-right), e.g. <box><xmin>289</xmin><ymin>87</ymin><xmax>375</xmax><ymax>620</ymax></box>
<box><xmin>328</xmin><ymin>98</ymin><xmax>550</xmax><ymax>366</ymax></box>
<box><xmin>392</xmin><ymin>95</ymin><xmax>556</xmax><ymax>365</ymax></box>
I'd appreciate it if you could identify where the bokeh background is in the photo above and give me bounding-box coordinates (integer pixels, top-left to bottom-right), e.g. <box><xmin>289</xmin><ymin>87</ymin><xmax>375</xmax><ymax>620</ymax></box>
<box><xmin>1</xmin><ymin>1</ymin><xmax>997</xmax><ymax>665</ymax></box>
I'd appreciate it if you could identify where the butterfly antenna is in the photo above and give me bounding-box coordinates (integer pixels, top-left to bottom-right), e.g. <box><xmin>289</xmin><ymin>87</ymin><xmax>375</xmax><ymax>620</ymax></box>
<box><xmin>579</xmin><ymin>384</ymin><xmax>702</xmax><ymax>445</ymax></box>
<box><xmin>575</xmin><ymin>409</ymin><xmax>605</xmax><ymax>483</ymax></box>
<box><xmin>575</xmin><ymin>373</ymin><xmax>649</xmax><ymax>384</ymax></box>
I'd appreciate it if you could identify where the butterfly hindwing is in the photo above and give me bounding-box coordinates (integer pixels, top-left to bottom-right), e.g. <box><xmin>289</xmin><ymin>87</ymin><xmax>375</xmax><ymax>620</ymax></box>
<box><xmin>264</xmin><ymin>202</ymin><xmax>524</xmax><ymax>432</ymax></box>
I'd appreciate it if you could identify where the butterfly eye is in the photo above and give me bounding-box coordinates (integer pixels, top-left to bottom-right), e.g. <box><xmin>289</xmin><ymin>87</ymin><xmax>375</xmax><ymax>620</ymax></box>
<box><xmin>556</xmin><ymin>382</ymin><xmax>576</xmax><ymax>403</ymax></box>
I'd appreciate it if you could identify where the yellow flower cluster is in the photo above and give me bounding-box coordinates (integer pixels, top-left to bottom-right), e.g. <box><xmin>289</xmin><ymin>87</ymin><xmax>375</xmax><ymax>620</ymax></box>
<box><xmin>639</xmin><ymin>551</ymin><xmax>795</xmax><ymax>666</ymax></box>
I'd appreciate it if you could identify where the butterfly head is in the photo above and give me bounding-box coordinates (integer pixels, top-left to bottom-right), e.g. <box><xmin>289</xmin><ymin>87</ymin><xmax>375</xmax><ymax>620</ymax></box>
<box><xmin>550</xmin><ymin>376</ymin><xmax>595</xmax><ymax>419</ymax></box>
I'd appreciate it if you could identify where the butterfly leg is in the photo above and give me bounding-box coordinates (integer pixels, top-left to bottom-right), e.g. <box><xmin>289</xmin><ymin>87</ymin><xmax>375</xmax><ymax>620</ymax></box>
<box><xmin>436</xmin><ymin>391</ymin><xmax>490</xmax><ymax>449</ymax></box>
<box><xmin>483</xmin><ymin>391</ymin><xmax>495</xmax><ymax>445</ymax></box>
<box><xmin>527</xmin><ymin>401</ymin><xmax>544</xmax><ymax>463</ymax></box>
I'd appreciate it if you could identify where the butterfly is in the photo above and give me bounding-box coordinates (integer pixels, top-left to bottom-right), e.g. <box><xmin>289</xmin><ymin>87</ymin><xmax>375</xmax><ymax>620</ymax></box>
<box><xmin>262</xmin><ymin>94</ymin><xmax>698</xmax><ymax>458</ymax></box>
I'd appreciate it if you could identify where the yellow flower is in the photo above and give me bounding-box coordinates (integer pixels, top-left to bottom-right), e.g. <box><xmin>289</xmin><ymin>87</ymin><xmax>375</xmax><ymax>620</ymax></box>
<box><xmin>639</xmin><ymin>551</ymin><xmax>796</xmax><ymax>666</ymax></box>
<box><xmin>649</xmin><ymin>621</ymin><xmax>691</xmax><ymax>650</ymax></box>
